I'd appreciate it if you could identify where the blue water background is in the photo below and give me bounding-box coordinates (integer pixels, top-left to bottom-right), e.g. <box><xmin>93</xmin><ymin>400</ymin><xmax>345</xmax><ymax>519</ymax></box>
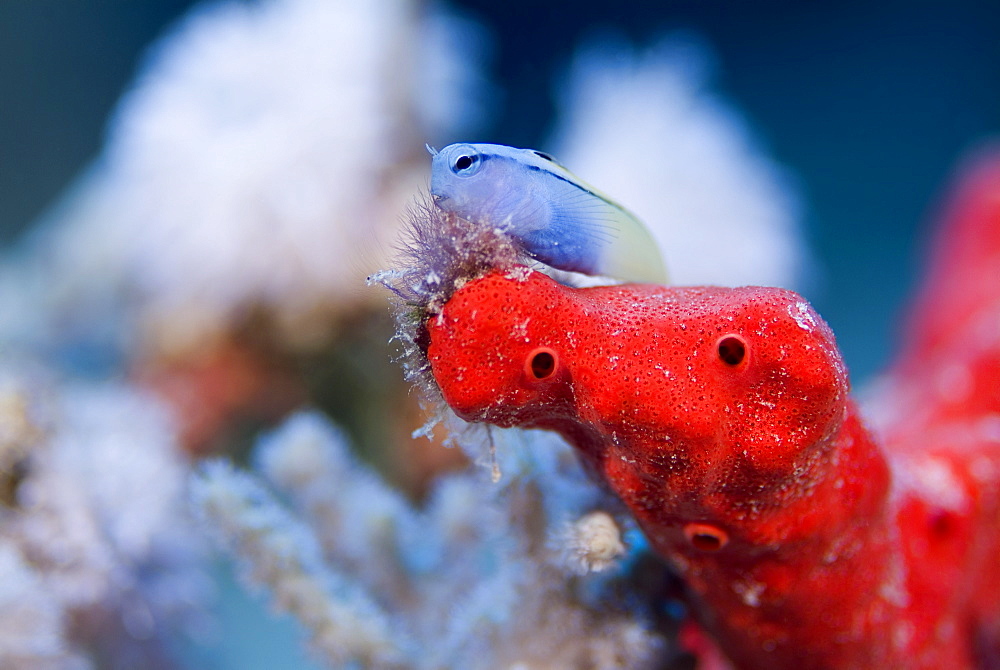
<box><xmin>0</xmin><ymin>3</ymin><xmax>998</xmax><ymax>668</ymax></box>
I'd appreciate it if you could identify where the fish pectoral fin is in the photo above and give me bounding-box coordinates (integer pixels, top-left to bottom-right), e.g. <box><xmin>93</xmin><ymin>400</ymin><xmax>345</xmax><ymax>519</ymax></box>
<box><xmin>596</xmin><ymin>209</ymin><xmax>669</xmax><ymax>284</ymax></box>
<box><xmin>545</xmin><ymin>185</ymin><xmax>668</xmax><ymax>284</ymax></box>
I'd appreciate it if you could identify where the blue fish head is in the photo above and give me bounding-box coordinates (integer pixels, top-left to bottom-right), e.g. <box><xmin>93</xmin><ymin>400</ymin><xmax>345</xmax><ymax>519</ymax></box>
<box><xmin>430</xmin><ymin>143</ymin><xmax>507</xmax><ymax>223</ymax></box>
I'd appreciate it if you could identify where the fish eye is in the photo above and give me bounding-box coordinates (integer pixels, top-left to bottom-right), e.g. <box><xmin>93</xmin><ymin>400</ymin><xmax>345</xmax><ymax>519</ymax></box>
<box><xmin>450</xmin><ymin>148</ymin><xmax>482</xmax><ymax>176</ymax></box>
<box><xmin>717</xmin><ymin>335</ymin><xmax>747</xmax><ymax>366</ymax></box>
<box><xmin>525</xmin><ymin>347</ymin><xmax>558</xmax><ymax>381</ymax></box>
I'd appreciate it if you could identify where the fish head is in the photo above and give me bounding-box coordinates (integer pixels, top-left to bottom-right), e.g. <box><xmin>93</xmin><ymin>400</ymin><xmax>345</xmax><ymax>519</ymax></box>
<box><xmin>430</xmin><ymin>143</ymin><xmax>510</xmax><ymax>224</ymax></box>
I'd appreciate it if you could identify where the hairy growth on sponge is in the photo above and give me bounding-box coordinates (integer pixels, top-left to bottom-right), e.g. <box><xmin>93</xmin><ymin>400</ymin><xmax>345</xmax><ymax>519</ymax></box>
<box><xmin>370</xmin><ymin>200</ymin><xmax>528</xmax><ymax>407</ymax></box>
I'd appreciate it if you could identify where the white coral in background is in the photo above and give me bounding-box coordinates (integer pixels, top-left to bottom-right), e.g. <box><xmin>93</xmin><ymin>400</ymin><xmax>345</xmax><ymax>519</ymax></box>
<box><xmin>0</xmin><ymin>0</ymin><xmax>490</xmax><ymax>359</ymax></box>
<box><xmin>0</xmin><ymin>377</ymin><xmax>207</xmax><ymax>669</ymax></box>
<box><xmin>194</xmin><ymin>411</ymin><xmax>666</xmax><ymax>670</ymax></box>
<box><xmin>0</xmin><ymin>540</ymin><xmax>89</xmax><ymax>670</ymax></box>
<box><xmin>549</xmin><ymin>36</ymin><xmax>808</xmax><ymax>290</ymax></box>
<box><xmin>192</xmin><ymin>460</ymin><xmax>408</xmax><ymax>669</ymax></box>
<box><xmin>561</xmin><ymin>511</ymin><xmax>628</xmax><ymax>575</ymax></box>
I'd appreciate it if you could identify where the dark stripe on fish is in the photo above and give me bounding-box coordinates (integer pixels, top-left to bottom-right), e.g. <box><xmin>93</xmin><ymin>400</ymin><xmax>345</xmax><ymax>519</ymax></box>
<box><xmin>483</xmin><ymin>152</ymin><xmax>608</xmax><ymax>205</ymax></box>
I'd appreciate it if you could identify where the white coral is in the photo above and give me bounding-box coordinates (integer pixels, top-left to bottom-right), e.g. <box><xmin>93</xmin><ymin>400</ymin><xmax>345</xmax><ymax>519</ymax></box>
<box><xmin>1</xmin><ymin>0</ymin><xmax>489</xmax><ymax>358</ymax></box>
<box><xmin>549</xmin><ymin>36</ymin><xmax>808</xmax><ymax>290</ymax></box>
<box><xmin>0</xmin><ymin>378</ymin><xmax>207</xmax><ymax>668</ymax></box>
<box><xmin>0</xmin><ymin>540</ymin><xmax>90</xmax><ymax>670</ymax></box>
<box><xmin>192</xmin><ymin>459</ymin><xmax>408</xmax><ymax>668</ymax></box>
<box><xmin>194</xmin><ymin>411</ymin><xmax>665</xmax><ymax>670</ymax></box>
<box><xmin>561</xmin><ymin>511</ymin><xmax>628</xmax><ymax>575</ymax></box>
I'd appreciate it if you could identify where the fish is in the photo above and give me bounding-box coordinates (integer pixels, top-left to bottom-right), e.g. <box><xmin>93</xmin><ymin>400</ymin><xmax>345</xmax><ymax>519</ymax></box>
<box><xmin>419</xmin><ymin>149</ymin><xmax>1000</xmax><ymax>668</ymax></box>
<box><xmin>428</xmin><ymin>143</ymin><xmax>668</xmax><ymax>284</ymax></box>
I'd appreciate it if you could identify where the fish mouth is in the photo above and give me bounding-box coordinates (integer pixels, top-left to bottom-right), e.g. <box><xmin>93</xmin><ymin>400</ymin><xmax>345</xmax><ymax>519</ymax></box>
<box><xmin>431</xmin><ymin>194</ymin><xmax>447</xmax><ymax>203</ymax></box>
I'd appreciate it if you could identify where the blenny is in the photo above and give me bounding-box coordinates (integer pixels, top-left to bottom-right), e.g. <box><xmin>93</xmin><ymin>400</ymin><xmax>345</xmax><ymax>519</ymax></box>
<box><xmin>429</xmin><ymin>142</ymin><xmax>667</xmax><ymax>284</ymax></box>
